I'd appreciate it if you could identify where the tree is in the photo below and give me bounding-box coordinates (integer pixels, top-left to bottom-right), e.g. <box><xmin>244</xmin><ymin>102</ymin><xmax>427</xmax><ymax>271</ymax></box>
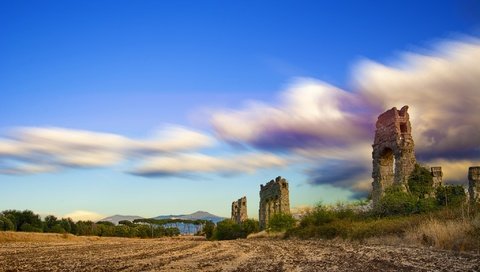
<box><xmin>436</xmin><ymin>185</ymin><xmax>467</xmax><ymax>207</ymax></box>
<box><xmin>119</xmin><ymin>220</ymin><xmax>134</xmax><ymax>227</ymax></box>
<box><xmin>2</xmin><ymin>210</ymin><xmax>43</xmax><ymax>232</ymax></box>
<box><xmin>59</xmin><ymin>218</ymin><xmax>76</xmax><ymax>234</ymax></box>
<box><xmin>0</xmin><ymin>215</ymin><xmax>15</xmax><ymax>231</ymax></box>
<box><xmin>203</xmin><ymin>221</ymin><xmax>215</xmax><ymax>239</ymax></box>
<box><xmin>408</xmin><ymin>164</ymin><xmax>434</xmax><ymax>198</ymax></box>
<box><xmin>44</xmin><ymin>215</ymin><xmax>59</xmax><ymax>232</ymax></box>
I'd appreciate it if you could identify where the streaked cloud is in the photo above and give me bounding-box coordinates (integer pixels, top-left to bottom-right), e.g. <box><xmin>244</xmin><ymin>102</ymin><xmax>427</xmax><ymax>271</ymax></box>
<box><xmin>0</xmin><ymin>126</ymin><xmax>215</xmax><ymax>174</ymax></box>
<box><xmin>355</xmin><ymin>38</ymin><xmax>480</xmax><ymax>161</ymax></box>
<box><xmin>212</xmin><ymin>79</ymin><xmax>370</xmax><ymax>150</ymax></box>
<box><xmin>1</xmin><ymin>37</ymin><xmax>478</xmax><ymax>196</ymax></box>
<box><xmin>210</xmin><ymin>37</ymin><xmax>480</xmax><ymax>194</ymax></box>
<box><xmin>130</xmin><ymin>152</ymin><xmax>288</xmax><ymax>177</ymax></box>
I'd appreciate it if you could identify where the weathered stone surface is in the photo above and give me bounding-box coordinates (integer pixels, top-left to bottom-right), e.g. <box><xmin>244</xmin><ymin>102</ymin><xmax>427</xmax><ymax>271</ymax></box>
<box><xmin>468</xmin><ymin>166</ymin><xmax>480</xmax><ymax>203</ymax></box>
<box><xmin>231</xmin><ymin>196</ymin><xmax>247</xmax><ymax>224</ymax></box>
<box><xmin>372</xmin><ymin>106</ymin><xmax>416</xmax><ymax>206</ymax></box>
<box><xmin>431</xmin><ymin>167</ymin><xmax>443</xmax><ymax>188</ymax></box>
<box><xmin>259</xmin><ymin>176</ymin><xmax>290</xmax><ymax>230</ymax></box>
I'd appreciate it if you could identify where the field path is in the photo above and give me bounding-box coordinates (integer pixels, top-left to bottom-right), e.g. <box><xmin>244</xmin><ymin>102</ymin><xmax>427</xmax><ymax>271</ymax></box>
<box><xmin>0</xmin><ymin>235</ymin><xmax>479</xmax><ymax>271</ymax></box>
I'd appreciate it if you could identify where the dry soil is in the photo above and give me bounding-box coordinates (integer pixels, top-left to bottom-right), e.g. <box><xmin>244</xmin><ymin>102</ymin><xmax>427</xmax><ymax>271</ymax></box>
<box><xmin>0</xmin><ymin>233</ymin><xmax>479</xmax><ymax>271</ymax></box>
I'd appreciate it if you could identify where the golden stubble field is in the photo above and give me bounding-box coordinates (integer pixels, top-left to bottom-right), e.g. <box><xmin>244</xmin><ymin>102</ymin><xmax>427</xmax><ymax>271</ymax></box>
<box><xmin>0</xmin><ymin>232</ymin><xmax>479</xmax><ymax>272</ymax></box>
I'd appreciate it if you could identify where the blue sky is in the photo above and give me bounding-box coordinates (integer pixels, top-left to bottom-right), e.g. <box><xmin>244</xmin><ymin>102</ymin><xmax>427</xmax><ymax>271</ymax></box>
<box><xmin>1</xmin><ymin>1</ymin><xmax>479</xmax><ymax>220</ymax></box>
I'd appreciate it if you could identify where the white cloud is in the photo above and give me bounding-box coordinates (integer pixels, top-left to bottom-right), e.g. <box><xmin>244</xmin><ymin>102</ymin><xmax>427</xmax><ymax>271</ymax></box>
<box><xmin>355</xmin><ymin>38</ymin><xmax>480</xmax><ymax>158</ymax></box>
<box><xmin>63</xmin><ymin>210</ymin><xmax>104</xmax><ymax>222</ymax></box>
<box><xmin>210</xmin><ymin>37</ymin><xmax>480</xmax><ymax>192</ymax></box>
<box><xmin>130</xmin><ymin>152</ymin><xmax>288</xmax><ymax>177</ymax></box>
<box><xmin>131</xmin><ymin>125</ymin><xmax>215</xmax><ymax>154</ymax></box>
<box><xmin>212</xmin><ymin>79</ymin><xmax>369</xmax><ymax>149</ymax></box>
<box><xmin>0</xmin><ymin>126</ymin><xmax>215</xmax><ymax>174</ymax></box>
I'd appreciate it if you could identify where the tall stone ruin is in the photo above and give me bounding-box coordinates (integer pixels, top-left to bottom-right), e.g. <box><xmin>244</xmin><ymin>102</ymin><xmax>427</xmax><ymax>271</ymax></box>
<box><xmin>231</xmin><ymin>196</ymin><xmax>248</xmax><ymax>224</ymax></box>
<box><xmin>468</xmin><ymin>166</ymin><xmax>480</xmax><ymax>203</ymax></box>
<box><xmin>372</xmin><ymin>106</ymin><xmax>416</xmax><ymax>206</ymax></box>
<box><xmin>259</xmin><ymin>176</ymin><xmax>290</xmax><ymax>230</ymax></box>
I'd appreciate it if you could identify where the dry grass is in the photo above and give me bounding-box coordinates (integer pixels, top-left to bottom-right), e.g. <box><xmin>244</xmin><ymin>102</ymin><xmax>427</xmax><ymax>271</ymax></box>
<box><xmin>246</xmin><ymin>230</ymin><xmax>285</xmax><ymax>239</ymax></box>
<box><xmin>0</xmin><ymin>231</ymin><xmax>101</xmax><ymax>243</ymax></box>
<box><xmin>404</xmin><ymin>218</ymin><xmax>479</xmax><ymax>251</ymax></box>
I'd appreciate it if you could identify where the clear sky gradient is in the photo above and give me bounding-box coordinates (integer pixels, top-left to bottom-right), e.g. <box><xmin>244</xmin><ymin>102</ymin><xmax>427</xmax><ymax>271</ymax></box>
<box><xmin>1</xmin><ymin>1</ymin><xmax>479</xmax><ymax>220</ymax></box>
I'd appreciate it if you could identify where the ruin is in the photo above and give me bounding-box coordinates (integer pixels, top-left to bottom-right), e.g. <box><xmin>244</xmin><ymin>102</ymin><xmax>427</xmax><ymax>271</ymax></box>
<box><xmin>372</xmin><ymin>106</ymin><xmax>416</xmax><ymax>206</ymax></box>
<box><xmin>431</xmin><ymin>167</ymin><xmax>443</xmax><ymax>188</ymax></box>
<box><xmin>468</xmin><ymin>167</ymin><xmax>480</xmax><ymax>203</ymax></box>
<box><xmin>259</xmin><ymin>176</ymin><xmax>290</xmax><ymax>230</ymax></box>
<box><xmin>231</xmin><ymin>196</ymin><xmax>248</xmax><ymax>224</ymax></box>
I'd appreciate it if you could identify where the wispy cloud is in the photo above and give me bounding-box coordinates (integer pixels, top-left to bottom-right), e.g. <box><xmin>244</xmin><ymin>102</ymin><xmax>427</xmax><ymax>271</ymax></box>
<box><xmin>130</xmin><ymin>152</ymin><xmax>288</xmax><ymax>177</ymax></box>
<box><xmin>1</xmin><ymin>38</ymin><xmax>479</xmax><ymax>197</ymax></box>
<box><xmin>212</xmin><ymin>79</ymin><xmax>370</xmax><ymax>150</ymax></box>
<box><xmin>210</xmin><ymin>37</ymin><xmax>480</xmax><ymax>194</ymax></box>
<box><xmin>0</xmin><ymin>126</ymin><xmax>215</xmax><ymax>174</ymax></box>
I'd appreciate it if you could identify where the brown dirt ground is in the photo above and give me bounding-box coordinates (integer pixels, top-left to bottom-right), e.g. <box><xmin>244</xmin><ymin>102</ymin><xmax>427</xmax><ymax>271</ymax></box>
<box><xmin>0</xmin><ymin>232</ymin><xmax>479</xmax><ymax>272</ymax></box>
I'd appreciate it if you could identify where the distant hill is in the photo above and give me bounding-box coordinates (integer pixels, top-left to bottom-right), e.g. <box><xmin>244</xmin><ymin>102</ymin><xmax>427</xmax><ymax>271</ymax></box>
<box><xmin>97</xmin><ymin>215</ymin><xmax>144</xmax><ymax>225</ymax></box>
<box><xmin>97</xmin><ymin>211</ymin><xmax>225</xmax><ymax>227</ymax></box>
<box><xmin>154</xmin><ymin>211</ymin><xmax>225</xmax><ymax>224</ymax></box>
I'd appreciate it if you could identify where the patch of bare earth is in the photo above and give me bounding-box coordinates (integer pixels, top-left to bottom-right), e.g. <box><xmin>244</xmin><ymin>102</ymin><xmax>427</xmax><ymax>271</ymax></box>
<box><xmin>0</xmin><ymin>234</ymin><xmax>478</xmax><ymax>271</ymax></box>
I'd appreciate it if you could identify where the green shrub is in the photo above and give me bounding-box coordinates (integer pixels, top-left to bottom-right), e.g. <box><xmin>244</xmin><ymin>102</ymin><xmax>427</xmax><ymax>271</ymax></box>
<box><xmin>241</xmin><ymin>219</ymin><xmax>259</xmax><ymax>236</ymax></box>
<box><xmin>436</xmin><ymin>185</ymin><xmax>467</xmax><ymax>207</ymax></box>
<box><xmin>267</xmin><ymin>213</ymin><xmax>296</xmax><ymax>232</ymax></box>
<box><xmin>19</xmin><ymin>223</ymin><xmax>43</xmax><ymax>232</ymax></box>
<box><xmin>214</xmin><ymin>219</ymin><xmax>243</xmax><ymax>240</ymax></box>
<box><xmin>417</xmin><ymin>198</ymin><xmax>438</xmax><ymax>213</ymax></box>
<box><xmin>203</xmin><ymin>221</ymin><xmax>215</xmax><ymax>239</ymax></box>
<box><xmin>377</xmin><ymin>186</ymin><xmax>417</xmax><ymax>216</ymax></box>
<box><xmin>408</xmin><ymin>164</ymin><xmax>434</xmax><ymax>198</ymax></box>
<box><xmin>50</xmin><ymin>224</ymin><xmax>66</xmax><ymax>233</ymax></box>
<box><xmin>165</xmin><ymin>227</ymin><xmax>180</xmax><ymax>236</ymax></box>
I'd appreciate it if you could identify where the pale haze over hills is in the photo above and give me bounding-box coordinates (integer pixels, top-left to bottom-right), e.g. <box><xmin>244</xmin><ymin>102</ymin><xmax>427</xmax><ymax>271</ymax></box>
<box><xmin>99</xmin><ymin>211</ymin><xmax>225</xmax><ymax>225</ymax></box>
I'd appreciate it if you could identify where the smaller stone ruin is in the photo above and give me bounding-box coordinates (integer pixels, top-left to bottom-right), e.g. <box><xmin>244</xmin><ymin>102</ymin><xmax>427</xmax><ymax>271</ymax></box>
<box><xmin>468</xmin><ymin>167</ymin><xmax>480</xmax><ymax>203</ymax></box>
<box><xmin>259</xmin><ymin>176</ymin><xmax>290</xmax><ymax>230</ymax></box>
<box><xmin>231</xmin><ymin>196</ymin><xmax>247</xmax><ymax>224</ymax></box>
<box><xmin>431</xmin><ymin>166</ymin><xmax>443</xmax><ymax>188</ymax></box>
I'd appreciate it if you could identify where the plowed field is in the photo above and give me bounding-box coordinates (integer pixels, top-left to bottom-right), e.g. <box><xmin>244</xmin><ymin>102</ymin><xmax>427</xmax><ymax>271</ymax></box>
<box><xmin>0</xmin><ymin>234</ymin><xmax>478</xmax><ymax>271</ymax></box>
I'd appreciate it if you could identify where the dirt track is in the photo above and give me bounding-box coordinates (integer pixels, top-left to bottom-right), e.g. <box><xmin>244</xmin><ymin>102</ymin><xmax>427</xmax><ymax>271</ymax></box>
<box><xmin>0</xmin><ymin>236</ymin><xmax>479</xmax><ymax>271</ymax></box>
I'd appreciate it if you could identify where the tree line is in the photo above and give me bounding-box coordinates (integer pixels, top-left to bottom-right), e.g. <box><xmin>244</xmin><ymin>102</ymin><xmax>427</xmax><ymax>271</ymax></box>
<box><xmin>0</xmin><ymin>210</ymin><xmax>183</xmax><ymax>238</ymax></box>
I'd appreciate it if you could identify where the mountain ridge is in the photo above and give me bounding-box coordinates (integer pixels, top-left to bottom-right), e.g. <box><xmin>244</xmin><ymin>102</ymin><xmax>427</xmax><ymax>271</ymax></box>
<box><xmin>98</xmin><ymin>211</ymin><xmax>225</xmax><ymax>225</ymax></box>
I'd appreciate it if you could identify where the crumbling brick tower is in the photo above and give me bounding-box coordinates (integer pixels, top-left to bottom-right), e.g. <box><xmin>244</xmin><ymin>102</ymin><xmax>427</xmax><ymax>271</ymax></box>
<box><xmin>231</xmin><ymin>196</ymin><xmax>248</xmax><ymax>224</ymax></box>
<box><xmin>259</xmin><ymin>176</ymin><xmax>290</xmax><ymax>230</ymax></box>
<box><xmin>372</xmin><ymin>106</ymin><xmax>416</xmax><ymax>206</ymax></box>
<box><xmin>468</xmin><ymin>167</ymin><xmax>480</xmax><ymax>203</ymax></box>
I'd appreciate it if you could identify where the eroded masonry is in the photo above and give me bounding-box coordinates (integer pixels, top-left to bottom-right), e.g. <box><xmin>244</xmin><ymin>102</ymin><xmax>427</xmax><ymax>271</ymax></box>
<box><xmin>231</xmin><ymin>196</ymin><xmax>247</xmax><ymax>224</ymax></box>
<box><xmin>259</xmin><ymin>176</ymin><xmax>290</xmax><ymax>230</ymax></box>
<box><xmin>372</xmin><ymin>106</ymin><xmax>416</xmax><ymax>206</ymax></box>
<box><xmin>468</xmin><ymin>167</ymin><xmax>480</xmax><ymax>203</ymax></box>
